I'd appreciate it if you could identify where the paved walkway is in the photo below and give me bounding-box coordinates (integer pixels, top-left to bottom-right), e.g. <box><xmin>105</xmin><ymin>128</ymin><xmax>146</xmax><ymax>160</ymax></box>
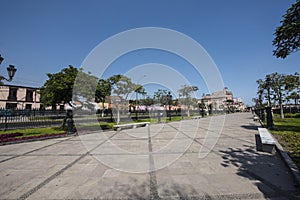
<box><xmin>0</xmin><ymin>113</ymin><xmax>299</xmax><ymax>199</ymax></box>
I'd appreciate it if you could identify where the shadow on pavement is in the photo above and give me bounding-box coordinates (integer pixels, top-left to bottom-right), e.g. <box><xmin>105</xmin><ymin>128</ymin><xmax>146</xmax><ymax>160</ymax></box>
<box><xmin>240</xmin><ymin>125</ymin><xmax>259</xmax><ymax>130</ymax></box>
<box><xmin>219</xmin><ymin>145</ymin><xmax>300</xmax><ymax>199</ymax></box>
<box><xmin>103</xmin><ymin>179</ymin><xmax>200</xmax><ymax>199</ymax></box>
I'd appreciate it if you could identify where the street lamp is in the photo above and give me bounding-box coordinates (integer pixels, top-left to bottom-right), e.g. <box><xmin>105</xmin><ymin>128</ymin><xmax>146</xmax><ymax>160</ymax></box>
<box><xmin>167</xmin><ymin>91</ymin><xmax>172</xmax><ymax>121</ymax></box>
<box><xmin>0</xmin><ymin>54</ymin><xmax>17</xmax><ymax>83</ymax></box>
<box><xmin>0</xmin><ymin>55</ymin><xmax>4</xmax><ymax>64</ymax></box>
<box><xmin>265</xmin><ymin>76</ymin><xmax>273</xmax><ymax>129</ymax></box>
<box><xmin>112</xmin><ymin>97</ymin><xmax>121</xmax><ymax>124</ymax></box>
<box><xmin>135</xmin><ymin>75</ymin><xmax>146</xmax><ymax>120</ymax></box>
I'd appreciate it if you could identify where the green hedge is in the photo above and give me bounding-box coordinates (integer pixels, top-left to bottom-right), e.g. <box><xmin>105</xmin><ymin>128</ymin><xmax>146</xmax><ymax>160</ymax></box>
<box><xmin>284</xmin><ymin>113</ymin><xmax>300</xmax><ymax>118</ymax></box>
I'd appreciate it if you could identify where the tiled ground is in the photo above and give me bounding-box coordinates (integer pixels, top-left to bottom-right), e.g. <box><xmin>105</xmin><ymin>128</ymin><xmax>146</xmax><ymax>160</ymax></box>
<box><xmin>0</xmin><ymin>113</ymin><xmax>299</xmax><ymax>199</ymax></box>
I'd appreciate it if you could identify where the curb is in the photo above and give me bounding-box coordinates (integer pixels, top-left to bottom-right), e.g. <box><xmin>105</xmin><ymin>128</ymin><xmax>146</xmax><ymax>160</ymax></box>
<box><xmin>274</xmin><ymin>138</ymin><xmax>300</xmax><ymax>189</ymax></box>
<box><xmin>255</xmin><ymin>115</ymin><xmax>300</xmax><ymax>189</ymax></box>
<box><xmin>0</xmin><ymin>133</ymin><xmax>74</xmax><ymax>146</ymax></box>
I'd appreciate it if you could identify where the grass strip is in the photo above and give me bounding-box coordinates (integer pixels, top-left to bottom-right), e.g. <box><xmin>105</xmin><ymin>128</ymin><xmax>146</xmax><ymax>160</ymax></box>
<box><xmin>270</xmin><ymin>116</ymin><xmax>300</xmax><ymax>169</ymax></box>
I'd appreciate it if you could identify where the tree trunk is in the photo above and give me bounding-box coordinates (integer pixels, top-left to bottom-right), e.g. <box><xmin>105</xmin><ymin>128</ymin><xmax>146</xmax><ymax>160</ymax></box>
<box><xmin>102</xmin><ymin>102</ymin><xmax>105</xmax><ymax>117</ymax></box>
<box><xmin>267</xmin><ymin>88</ymin><xmax>271</xmax><ymax>106</ymax></box>
<box><xmin>279</xmin><ymin>97</ymin><xmax>284</xmax><ymax>119</ymax></box>
<box><xmin>280</xmin><ymin>104</ymin><xmax>284</xmax><ymax>119</ymax></box>
<box><xmin>61</xmin><ymin>101</ymin><xmax>71</xmax><ymax>130</ymax></box>
<box><xmin>61</xmin><ymin>115</ymin><xmax>67</xmax><ymax>130</ymax></box>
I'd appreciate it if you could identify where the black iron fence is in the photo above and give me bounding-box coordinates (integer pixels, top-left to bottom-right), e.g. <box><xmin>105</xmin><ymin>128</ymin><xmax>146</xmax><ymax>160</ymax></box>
<box><xmin>0</xmin><ymin>108</ymin><xmax>209</xmax><ymax>131</ymax></box>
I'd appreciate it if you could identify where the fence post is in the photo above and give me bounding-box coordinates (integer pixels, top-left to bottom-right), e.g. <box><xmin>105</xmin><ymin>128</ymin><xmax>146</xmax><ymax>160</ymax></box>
<box><xmin>4</xmin><ymin>110</ymin><xmax>8</xmax><ymax>131</ymax></box>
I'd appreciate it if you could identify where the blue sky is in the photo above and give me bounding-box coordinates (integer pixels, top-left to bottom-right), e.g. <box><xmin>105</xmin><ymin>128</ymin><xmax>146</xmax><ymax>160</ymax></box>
<box><xmin>0</xmin><ymin>0</ymin><xmax>299</xmax><ymax>105</ymax></box>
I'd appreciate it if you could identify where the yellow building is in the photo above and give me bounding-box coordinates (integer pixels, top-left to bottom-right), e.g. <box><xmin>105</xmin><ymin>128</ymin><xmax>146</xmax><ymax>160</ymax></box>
<box><xmin>0</xmin><ymin>84</ymin><xmax>40</xmax><ymax>109</ymax></box>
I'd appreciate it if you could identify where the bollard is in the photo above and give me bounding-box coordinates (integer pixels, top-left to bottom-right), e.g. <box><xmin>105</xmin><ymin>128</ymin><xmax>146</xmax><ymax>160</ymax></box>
<box><xmin>265</xmin><ymin>106</ymin><xmax>273</xmax><ymax>130</ymax></box>
<box><xmin>158</xmin><ymin>112</ymin><xmax>161</xmax><ymax>123</ymax></box>
<box><xmin>66</xmin><ymin>109</ymin><xmax>74</xmax><ymax>134</ymax></box>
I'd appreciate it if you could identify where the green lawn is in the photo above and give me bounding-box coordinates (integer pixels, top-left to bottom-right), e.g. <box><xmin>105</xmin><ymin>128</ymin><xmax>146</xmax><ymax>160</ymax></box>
<box><xmin>270</xmin><ymin>116</ymin><xmax>300</xmax><ymax>169</ymax></box>
<box><xmin>0</xmin><ymin>127</ymin><xmax>65</xmax><ymax>136</ymax></box>
<box><xmin>0</xmin><ymin>115</ymin><xmax>203</xmax><ymax>143</ymax></box>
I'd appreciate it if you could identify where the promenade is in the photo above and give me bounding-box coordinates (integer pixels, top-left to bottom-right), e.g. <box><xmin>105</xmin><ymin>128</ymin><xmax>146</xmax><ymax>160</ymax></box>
<box><xmin>0</xmin><ymin>113</ymin><xmax>299</xmax><ymax>199</ymax></box>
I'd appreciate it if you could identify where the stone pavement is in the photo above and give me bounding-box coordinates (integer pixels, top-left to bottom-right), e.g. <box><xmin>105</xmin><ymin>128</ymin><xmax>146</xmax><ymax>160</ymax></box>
<box><xmin>0</xmin><ymin>113</ymin><xmax>299</xmax><ymax>199</ymax></box>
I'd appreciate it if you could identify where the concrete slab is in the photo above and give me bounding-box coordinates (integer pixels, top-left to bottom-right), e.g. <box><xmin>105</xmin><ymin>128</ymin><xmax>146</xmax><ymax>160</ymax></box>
<box><xmin>0</xmin><ymin>113</ymin><xmax>299</xmax><ymax>199</ymax></box>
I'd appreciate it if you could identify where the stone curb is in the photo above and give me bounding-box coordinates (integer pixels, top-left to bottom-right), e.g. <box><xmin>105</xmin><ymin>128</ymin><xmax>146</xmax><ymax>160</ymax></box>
<box><xmin>0</xmin><ymin>133</ymin><xmax>73</xmax><ymax>146</ymax></box>
<box><xmin>274</xmin><ymin>137</ymin><xmax>300</xmax><ymax>189</ymax></box>
<box><xmin>256</xmin><ymin>116</ymin><xmax>300</xmax><ymax>189</ymax></box>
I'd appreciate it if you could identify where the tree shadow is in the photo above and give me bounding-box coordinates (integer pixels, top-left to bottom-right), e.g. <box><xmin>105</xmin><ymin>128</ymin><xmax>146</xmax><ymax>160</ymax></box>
<box><xmin>240</xmin><ymin>125</ymin><xmax>259</xmax><ymax>130</ymax></box>
<box><xmin>219</xmin><ymin>144</ymin><xmax>300</xmax><ymax>199</ymax></box>
<box><xmin>102</xmin><ymin>178</ymin><xmax>202</xmax><ymax>200</ymax></box>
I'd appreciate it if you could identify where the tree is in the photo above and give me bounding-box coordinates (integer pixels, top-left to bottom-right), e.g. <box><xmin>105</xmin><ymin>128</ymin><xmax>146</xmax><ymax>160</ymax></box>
<box><xmin>269</xmin><ymin>73</ymin><xmax>287</xmax><ymax>118</ymax></box>
<box><xmin>110</xmin><ymin>75</ymin><xmax>145</xmax><ymax>123</ymax></box>
<box><xmin>95</xmin><ymin>78</ymin><xmax>112</xmax><ymax>117</ymax></box>
<box><xmin>288</xmin><ymin>91</ymin><xmax>300</xmax><ymax>105</ymax></box>
<box><xmin>256</xmin><ymin>72</ymin><xmax>300</xmax><ymax>119</ymax></box>
<box><xmin>112</xmin><ymin>75</ymin><xmax>136</xmax><ymax>100</ymax></box>
<box><xmin>285</xmin><ymin>72</ymin><xmax>300</xmax><ymax>105</ymax></box>
<box><xmin>285</xmin><ymin>72</ymin><xmax>300</xmax><ymax>92</ymax></box>
<box><xmin>256</xmin><ymin>75</ymin><xmax>272</xmax><ymax>106</ymax></box>
<box><xmin>178</xmin><ymin>85</ymin><xmax>199</xmax><ymax>117</ymax></box>
<box><xmin>141</xmin><ymin>96</ymin><xmax>154</xmax><ymax>106</ymax></box>
<box><xmin>40</xmin><ymin>65</ymin><xmax>98</xmax><ymax>128</ymax></box>
<box><xmin>73</xmin><ymin>70</ymin><xmax>99</xmax><ymax>108</ymax></box>
<box><xmin>273</xmin><ymin>0</ymin><xmax>300</xmax><ymax>58</ymax></box>
<box><xmin>153</xmin><ymin>89</ymin><xmax>168</xmax><ymax>105</ymax></box>
<box><xmin>40</xmin><ymin>65</ymin><xmax>78</xmax><ymax>109</ymax></box>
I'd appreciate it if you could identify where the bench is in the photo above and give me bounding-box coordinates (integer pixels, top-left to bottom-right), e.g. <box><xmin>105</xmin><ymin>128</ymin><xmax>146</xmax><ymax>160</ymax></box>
<box><xmin>113</xmin><ymin>122</ymin><xmax>150</xmax><ymax>131</ymax></box>
<box><xmin>191</xmin><ymin>116</ymin><xmax>202</xmax><ymax>119</ymax></box>
<box><xmin>258</xmin><ymin>128</ymin><xmax>276</xmax><ymax>153</ymax></box>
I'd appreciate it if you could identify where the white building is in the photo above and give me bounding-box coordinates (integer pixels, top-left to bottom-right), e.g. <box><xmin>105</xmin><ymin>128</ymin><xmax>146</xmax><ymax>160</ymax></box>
<box><xmin>201</xmin><ymin>88</ymin><xmax>245</xmax><ymax>112</ymax></box>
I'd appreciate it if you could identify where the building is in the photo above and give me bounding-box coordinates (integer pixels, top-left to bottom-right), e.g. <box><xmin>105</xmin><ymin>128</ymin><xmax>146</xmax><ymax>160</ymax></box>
<box><xmin>232</xmin><ymin>97</ymin><xmax>245</xmax><ymax>111</ymax></box>
<box><xmin>0</xmin><ymin>84</ymin><xmax>41</xmax><ymax>109</ymax></box>
<box><xmin>201</xmin><ymin>88</ymin><xmax>233</xmax><ymax>111</ymax></box>
<box><xmin>201</xmin><ymin>87</ymin><xmax>245</xmax><ymax>112</ymax></box>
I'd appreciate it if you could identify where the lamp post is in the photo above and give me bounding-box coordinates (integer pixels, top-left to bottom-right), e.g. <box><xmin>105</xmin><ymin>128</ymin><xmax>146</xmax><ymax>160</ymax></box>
<box><xmin>112</xmin><ymin>97</ymin><xmax>121</xmax><ymax>124</ymax></box>
<box><xmin>0</xmin><ymin>54</ymin><xmax>17</xmax><ymax>83</ymax></box>
<box><xmin>135</xmin><ymin>88</ymin><xmax>139</xmax><ymax>120</ymax></box>
<box><xmin>135</xmin><ymin>75</ymin><xmax>146</xmax><ymax>120</ymax></box>
<box><xmin>167</xmin><ymin>91</ymin><xmax>172</xmax><ymax>121</ymax></box>
<box><xmin>265</xmin><ymin>77</ymin><xmax>273</xmax><ymax>129</ymax></box>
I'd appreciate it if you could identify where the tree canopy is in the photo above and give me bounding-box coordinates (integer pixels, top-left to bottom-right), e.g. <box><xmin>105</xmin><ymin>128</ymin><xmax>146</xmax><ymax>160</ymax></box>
<box><xmin>40</xmin><ymin>65</ymin><xmax>99</xmax><ymax>109</ymax></box>
<box><xmin>111</xmin><ymin>75</ymin><xmax>146</xmax><ymax>101</ymax></box>
<box><xmin>256</xmin><ymin>72</ymin><xmax>299</xmax><ymax>118</ymax></box>
<box><xmin>273</xmin><ymin>0</ymin><xmax>300</xmax><ymax>58</ymax></box>
<box><xmin>40</xmin><ymin>65</ymin><xmax>78</xmax><ymax>108</ymax></box>
<box><xmin>153</xmin><ymin>89</ymin><xmax>168</xmax><ymax>105</ymax></box>
<box><xmin>178</xmin><ymin>85</ymin><xmax>199</xmax><ymax>117</ymax></box>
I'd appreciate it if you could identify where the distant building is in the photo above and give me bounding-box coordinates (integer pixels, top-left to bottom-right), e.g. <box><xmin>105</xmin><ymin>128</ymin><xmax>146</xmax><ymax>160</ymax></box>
<box><xmin>201</xmin><ymin>87</ymin><xmax>244</xmax><ymax>112</ymax></box>
<box><xmin>201</xmin><ymin>88</ymin><xmax>233</xmax><ymax>111</ymax></box>
<box><xmin>233</xmin><ymin>97</ymin><xmax>245</xmax><ymax>111</ymax></box>
<box><xmin>0</xmin><ymin>84</ymin><xmax>40</xmax><ymax>109</ymax></box>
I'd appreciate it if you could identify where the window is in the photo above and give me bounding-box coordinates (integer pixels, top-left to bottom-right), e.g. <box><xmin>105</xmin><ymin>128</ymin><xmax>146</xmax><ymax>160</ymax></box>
<box><xmin>7</xmin><ymin>87</ymin><xmax>17</xmax><ymax>101</ymax></box>
<box><xmin>6</xmin><ymin>103</ymin><xmax>17</xmax><ymax>109</ymax></box>
<box><xmin>25</xmin><ymin>104</ymin><xmax>32</xmax><ymax>110</ymax></box>
<box><xmin>26</xmin><ymin>89</ymin><xmax>34</xmax><ymax>102</ymax></box>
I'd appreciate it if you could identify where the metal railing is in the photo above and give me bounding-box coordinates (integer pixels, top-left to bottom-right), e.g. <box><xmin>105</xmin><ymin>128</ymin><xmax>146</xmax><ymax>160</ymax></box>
<box><xmin>0</xmin><ymin>108</ymin><xmax>210</xmax><ymax>131</ymax></box>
